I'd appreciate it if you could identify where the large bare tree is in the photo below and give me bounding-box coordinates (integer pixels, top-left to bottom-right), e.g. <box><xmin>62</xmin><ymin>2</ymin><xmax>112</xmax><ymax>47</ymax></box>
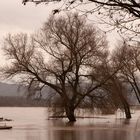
<box><xmin>1</xmin><ymin>13</ymin><xmax>110</xmax><ymax>121</ymax></box>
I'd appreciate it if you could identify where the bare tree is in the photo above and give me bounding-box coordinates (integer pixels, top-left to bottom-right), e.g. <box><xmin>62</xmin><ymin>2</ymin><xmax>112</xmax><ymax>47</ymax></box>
<box><xmin>112</xmin><ymin>42</ymin><xmax>140</xmax><ymax>104</ymax></box>
<box><xmin>89</xmin><ymin>0</ymin><xmax>140</xmax><ymax>42</ymax></box>
<box><xmin>91</xmin><ymin>53</ymin><xmax>132</xmax><ymax>119</ymax></box>
<box><xmin>22</xmin><ymin>0</ymin><xmax>140</xmax><ymax>42</ymax></box>
<box><xmin>104</xmin><ymin>75</ymin><xmax>132</xmax><ymax>119</ymax></box>
<box><xmin>23</xmin><ymin>0</ymin><xmax>140</xmax><ymax>18</ymax></box>
<box><xmin>1</xmin><ymin>13</ymin><xmax>110</xmax><ymax>121</ymax></box>
<box><xmin>89</xmin><ymin>0</ymin><xmax>140</xmax><ymax>18</ymax></box>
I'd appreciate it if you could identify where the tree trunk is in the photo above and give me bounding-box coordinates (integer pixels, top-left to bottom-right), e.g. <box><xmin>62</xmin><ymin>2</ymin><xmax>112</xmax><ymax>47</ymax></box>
<box><xmin>123</xmin><ymin>101</ymin><xmax>131</xmax><ymax>119</ymax></box>
<box><xmin>119</xmin><ymin>93</ymin><xmax>131</xmax><ymax>119</ymax></box>
<box><xmin>65</xmin><ymin>104</ymin><xmax>76</xmax><ymax>122</ymax></box>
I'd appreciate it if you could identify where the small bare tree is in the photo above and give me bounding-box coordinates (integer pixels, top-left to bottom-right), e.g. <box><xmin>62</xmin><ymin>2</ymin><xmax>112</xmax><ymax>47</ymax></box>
<box><xmin>1</xmin><ymin>13</ymin><xmax>109</xmax><ymax>121</ymax></box>
<box><xmin>90</xmin><ymin>54</ymin><xmax>132</xmax><ymax>118</ymax></box>
<box><xmin>112</xmin><ymin>43</ymin><xmax>140</xmax><ymax>104</ymax></box>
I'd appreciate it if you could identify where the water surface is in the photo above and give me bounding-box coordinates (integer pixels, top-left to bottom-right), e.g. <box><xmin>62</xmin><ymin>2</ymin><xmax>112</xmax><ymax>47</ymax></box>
<box><xmin>0</xmin><ymin>107</ymin><xmax>140</xmax><ymax>140</ymax></box>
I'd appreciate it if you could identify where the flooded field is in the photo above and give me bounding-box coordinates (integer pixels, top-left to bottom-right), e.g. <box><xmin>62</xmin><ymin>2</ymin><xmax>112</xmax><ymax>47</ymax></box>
<box><xmin>0</xmin><ymin>107</ymin><xmax>140</xmax><ymax>140</ymax></box>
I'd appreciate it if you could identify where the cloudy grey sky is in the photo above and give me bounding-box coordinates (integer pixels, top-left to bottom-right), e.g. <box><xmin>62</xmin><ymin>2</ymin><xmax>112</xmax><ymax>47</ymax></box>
<box><xmin>0</xmin><ymin>0</ymin><xmax>58</xmax><ymax>36</ymax></box>
<box><xmin>0</xmin><ymin>0</ymin><xmax>61</xmax><ymax>64</ymax></box>
<box><xmin>0</xmin><ymin>0</ymin><xmax>120</xmax><ymax>66</ymax></box>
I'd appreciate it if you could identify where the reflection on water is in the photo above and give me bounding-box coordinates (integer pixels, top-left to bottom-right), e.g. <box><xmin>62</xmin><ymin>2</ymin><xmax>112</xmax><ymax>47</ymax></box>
<box><xmin>47</xmin><ymin>119</ymin><xmax>138</xmax><ymax>140</ymax></box>
<box><xmin>48</xmin><ymin>130</ymin><xmax>135</xmax><ymax>140</ymax></box>
<box><xmin>0</xmin><ymin>107</ymin><xmax>140</xmax><ymax>140</ymax></box>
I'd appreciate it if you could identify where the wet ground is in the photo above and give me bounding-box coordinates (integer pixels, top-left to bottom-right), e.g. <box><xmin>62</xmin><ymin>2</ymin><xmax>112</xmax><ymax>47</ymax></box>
<box><xmin>0</xmin><ymin>107</ymin><xmax>140</xmax><ymax>140</ymax></box>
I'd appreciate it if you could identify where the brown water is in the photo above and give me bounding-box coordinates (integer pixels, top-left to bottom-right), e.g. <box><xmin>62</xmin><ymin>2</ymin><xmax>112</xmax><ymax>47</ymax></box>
<box><xmin>0</xmin><ymin>107</ymin><xmax>140</xmax><ymax>140</ymax></box>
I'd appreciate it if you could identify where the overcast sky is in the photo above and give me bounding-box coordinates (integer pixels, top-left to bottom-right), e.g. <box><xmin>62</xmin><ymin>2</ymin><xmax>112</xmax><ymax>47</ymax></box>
<box><xmin>0</xmin><ymin>0</ymin><xmax>61</xmax><ymax>65</ymax></box>
<box><xmin>0</xmin><ymin>0</ymin><xmax>58</xmax><ymax>37</ymax></box>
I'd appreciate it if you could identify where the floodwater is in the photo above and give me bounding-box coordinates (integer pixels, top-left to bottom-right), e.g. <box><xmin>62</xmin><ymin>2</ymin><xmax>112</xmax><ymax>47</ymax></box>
<box><xmin>0</xmin><ymin>107</ymin><xmax>140</xmax><ymax>140</ymax></box>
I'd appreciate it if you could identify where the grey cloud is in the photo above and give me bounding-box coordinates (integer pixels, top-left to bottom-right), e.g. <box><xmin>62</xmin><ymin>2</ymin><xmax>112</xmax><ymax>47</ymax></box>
<box><xmin>0</xmin><ymin>0</ymin><xmax>57</xmax><ymax>34</ymax></box>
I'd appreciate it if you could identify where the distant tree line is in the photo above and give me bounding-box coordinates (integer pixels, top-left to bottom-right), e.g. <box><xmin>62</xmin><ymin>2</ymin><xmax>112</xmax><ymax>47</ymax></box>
<box><xmin>0</xmin><ymin>96</ymin><xmax>47</xmax><ymax>107</ymax></box>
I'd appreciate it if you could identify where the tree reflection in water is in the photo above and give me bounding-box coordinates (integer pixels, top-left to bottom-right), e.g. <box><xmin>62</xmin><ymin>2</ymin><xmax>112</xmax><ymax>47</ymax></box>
<box><xmin>46</xmin><ymin>120</ymin><xmax>137</xmax><ymax>140</ymax></box>
<box><xmin>48</xmin><ymin>129</ymin><xmax>136</xmax><ymax>140</ymax></box>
